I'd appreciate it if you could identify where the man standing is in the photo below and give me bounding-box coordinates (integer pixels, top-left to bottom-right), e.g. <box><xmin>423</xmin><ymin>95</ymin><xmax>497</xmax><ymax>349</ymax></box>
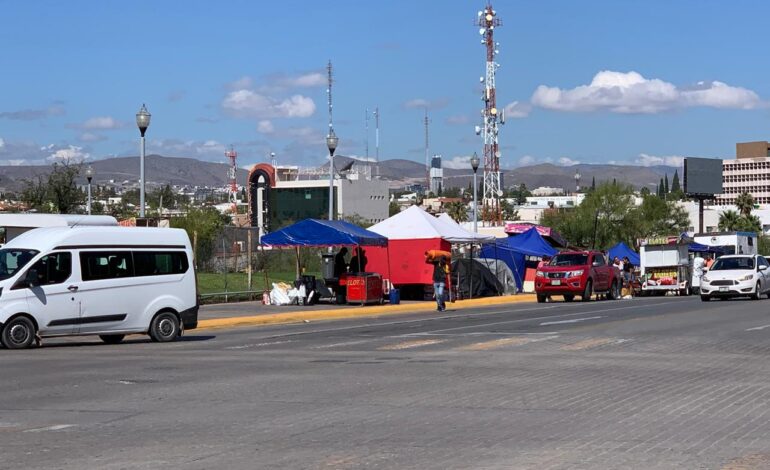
<box><xmin>333</xmin><ymin>247</ymin><xmax>348</xmax><ymax>278</ymax></box>
<box><xmin>430</xmin><ymin>255</ymin><xmax>448</xmax><ymax>312</ymax></box>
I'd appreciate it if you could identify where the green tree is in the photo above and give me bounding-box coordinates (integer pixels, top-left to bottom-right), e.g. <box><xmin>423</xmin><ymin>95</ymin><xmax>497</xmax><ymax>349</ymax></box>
<box><xmin>718</xmin><ymin>210</ymin><xmax>741</xmax><ymax>231</ymax></box>
<box><xmin>444</xmin><ymin>201</ymin><xmax>468</xmax><ymax>223</ymax></box>
<box><xmin>664</xmin><ymin>174</ymin><xmax>669</xmax><ymax>195</ymax></box>
<box><xmin>442</xmin><ymin>186</ymin><xmax>461</xmax><ymax>198</ymax></box>
<box><xmin>658</xmin><ymin>178</ymin><xmax>664</xmax><ymax>198</ymax></box>
<box><xmin>737</xmin><ymin>214</ymin><xmax>762</xmax><ymax>233</ymax></box>
<box><xmin>671</xmin><ymin>170</ymin><xmax>681</xmax><ymax>192</ymax></box>
<box><xmin>149</xmin><ymin>184</ymin><xmax>177</xmax><ymax>211</ymax></box>
<box><xmin>631</xmin><ymin>195</ymin><xmax>689</xmax><ymax>238</ymax></box>
<box><xmin>640</xmin><ymin>187</ymin><xmax>651</xmax><ymax>197</ymax></box>
<box><xmin>388</xmin><ymin>201</ymin><xmax>400</xmax><ymax>216</ymax></box>
<box><xmin>21</xmin><ymin>161</ymin><xmax>85</xmax><ymax>214</ymax></box>
<box><xmin>501</xmin><ymin>199</ymin><xmax>520</xmax><ymax>221</ymax></box>
<box><xmin>735</xmin><ymin>192</ymin><xmax>755</xmax><ymax>217</ymax></box>
<box><xmin>591</xmin><ymin>176</ymin><xmax>596</xmax><ymax>191</ymax></box>
<box><xmin>20</xmin><ymin>174</ymin><xmax>50</xmax><ymax>212</ymax></box>
<box><xmin>171</xmin><ymin>207</ymin><xmax>228</xmax><ymax>266</ymax></box>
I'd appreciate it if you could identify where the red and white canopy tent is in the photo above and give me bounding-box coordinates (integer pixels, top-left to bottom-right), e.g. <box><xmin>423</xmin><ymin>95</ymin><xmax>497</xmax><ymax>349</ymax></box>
<box><xmin>366</xmin><ymin>206</ymin><xmax>493</xmax><ymax>286</ymax></box>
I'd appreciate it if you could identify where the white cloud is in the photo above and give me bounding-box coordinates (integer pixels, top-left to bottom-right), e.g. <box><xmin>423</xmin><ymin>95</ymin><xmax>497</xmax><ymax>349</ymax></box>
<box><xmin>518</xmin><ymin>155</ymin><xmax>536</xmax><ymax>166</ymax></box>
<box><xmin>275</xmin><ymin>72</ymin><xmax>325</xmax><ymax>88</ymax></box>
<box><xmin>443</xmin><ymin>155</ymin><xmax>473</xmax><ymax>170</ymax></box>
<box><xmin>0</xmin><ymin>105</ymin><xmax>65</xmax><ymax>120</ymax></box>
<box><xmin>47</xmin><ymin>145</ymin><xmax>90</xmax><ymax>162</ymax></box>
<box><xmin>0</xmin><ymin>138</ymin><xmax>4</xmax><ymax>149</ymax></box>
<box><xmin>635</xmin><ymin>153</ymin><xmax>686</xmax><ymax>167</ymax></box>
<box><xmin>7</xmin><ymin>159</ymin><xmax>27</xmax><ymax>166</ymax></box>
<box><xmin>78</xmin><ymin>132</ymin><xmax>107</xmax><ymax>142</ymax></box>
<box><xmin>445</xmin><ymin>114</ymin><xmax>470</xmax><ymax>125</ymax></box>
<box><xmin>257</xmin><ymin>120</ymin><xmax>275</xmax><ymax>134</ymax></box>
<box><xmin>227</xmin><ymin>76</ymin><xmax>254</xmax><ymax>91</ymax></box>
<box><xmin>222</xmin><ymin>90</ymin><xmax>315</xmax><ymax>119</ymax></box>
<box><xmin>503</xmin><ymin>101</ymin><xmax>532</xmax><ymax>118</ymax></box>
<box><xmin>558</xmin><ymin>157</ymin><xmax>580</xmax><ymax>166</ymax></box>
<box><xmin>80</xmin><ymin>116</ymin><xmax>124</xmax><ymax>130</ymax></box>
<box><xmin>531</xmin><ymin>70</ymin><xmax>763</xmax><ymax>114</ymax></box>
<box><xmin>403</xmin><ymin>97</ymin><xmax>449</xmax><ymax>110</ymax></box>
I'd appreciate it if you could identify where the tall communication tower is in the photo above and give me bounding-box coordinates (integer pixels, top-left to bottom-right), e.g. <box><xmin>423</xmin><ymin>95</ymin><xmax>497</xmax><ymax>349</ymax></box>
<box><xmin>424</xmin><ymin>108</ymin><xmax>430</xmax><ymax>190</ymax></box>
<box><xmin>373</xmin><ymin>107</ymin><xmax>380</xmax><ymax>163</ymax></box>
<box><xmin>476</xmin><ymin>4</ymin><xmax>505</xmax><ymax>225</ymax></box>
<box><xmin>225</xmin><ymin>146</ymin><xmax>238</xmax><ymax>212</ymax></box>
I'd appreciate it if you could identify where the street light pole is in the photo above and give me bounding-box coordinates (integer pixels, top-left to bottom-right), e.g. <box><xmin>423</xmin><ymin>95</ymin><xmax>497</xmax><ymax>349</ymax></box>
<box><xmin>326</xmin><ymin>129</ymin><xmax>339</xmax><ymax>220</ymax></box>
<box><xmin>85</xmin><ymin>165</ymin><xmax>94</xmax><ymax>215</ymax></box>
<box><xmin>135</xmin><ymin>104</ymin><xmax>151</xmax><ymax>218</ymax></box>
<box><xmin>471</xmin><ymin>152</ymin><xmax>480</xmax><ymax>233</ymax></box>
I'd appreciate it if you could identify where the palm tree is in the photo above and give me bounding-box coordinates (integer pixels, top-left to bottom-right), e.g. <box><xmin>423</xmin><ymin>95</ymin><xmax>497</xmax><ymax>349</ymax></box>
<box><xmin>444</xmin><ymin>201</ymin><xmax>468</xmax><ymax>223</ymax></box>
<box><xmin>737</xmin><ymin>214</ymin><xmax>763</xmax><ymax>233</ymax></box>
<box><xmin>736</xmin><ymin>192</ymin><xmax>755</xmax><ymax>217</ymax></box>
<box><xmin>718</xmin><ymin>209</ymin><xmax>741</xmax><ymax>231</ymax></box>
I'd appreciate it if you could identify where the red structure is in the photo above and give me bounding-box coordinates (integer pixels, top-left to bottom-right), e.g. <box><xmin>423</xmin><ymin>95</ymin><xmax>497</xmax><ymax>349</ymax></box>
<box><xmin>366</xmin><ymin>238</ymin><xmax>451</xmax><ymax>286</ymax></box>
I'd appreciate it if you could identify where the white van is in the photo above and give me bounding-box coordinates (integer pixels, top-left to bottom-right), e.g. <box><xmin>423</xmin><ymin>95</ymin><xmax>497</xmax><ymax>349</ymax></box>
<box><xmin>0</xmin><ymin>226</ymin><xmax>198</xmax><ymax>349</ymax></box>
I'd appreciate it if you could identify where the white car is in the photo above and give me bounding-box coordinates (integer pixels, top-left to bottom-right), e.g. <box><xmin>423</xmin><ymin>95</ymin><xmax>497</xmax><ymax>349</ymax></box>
<box><xmin>700</xmin><ymin>255</ymin><xmax>770</xmax><ymax>301</ymax></box>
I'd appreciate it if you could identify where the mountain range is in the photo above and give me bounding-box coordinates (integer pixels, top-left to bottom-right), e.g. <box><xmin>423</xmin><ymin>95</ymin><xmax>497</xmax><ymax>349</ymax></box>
<box><xmin>0</xmin><ymin>154</ymin><xmax>678</xmax><ymax>193</ymax></box>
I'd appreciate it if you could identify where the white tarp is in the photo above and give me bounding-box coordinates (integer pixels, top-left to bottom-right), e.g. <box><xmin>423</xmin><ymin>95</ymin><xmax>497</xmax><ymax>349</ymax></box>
<box><xmin>369</xmin><ymin>205</ymin><xmax>492</xmax><ymax>243</ymax></box>
<box><xmin>437</xmin><ymin>213</ymin><xmax>495</xmax><ymax>243</ymax></box>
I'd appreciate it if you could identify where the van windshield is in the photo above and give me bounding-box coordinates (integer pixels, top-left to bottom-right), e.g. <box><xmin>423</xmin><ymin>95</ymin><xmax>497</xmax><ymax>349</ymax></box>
<box><xmin>0</xmin><ymin>249</ymin><xmax>39</xmax><ymax>281</ymax></box>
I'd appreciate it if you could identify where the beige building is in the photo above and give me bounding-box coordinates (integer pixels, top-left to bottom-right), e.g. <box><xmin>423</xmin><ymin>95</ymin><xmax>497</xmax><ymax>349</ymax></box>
<box><xmin>717</xmin><ymin>141</ymin><xmax>770</xmax><ymax>205</ymax></box>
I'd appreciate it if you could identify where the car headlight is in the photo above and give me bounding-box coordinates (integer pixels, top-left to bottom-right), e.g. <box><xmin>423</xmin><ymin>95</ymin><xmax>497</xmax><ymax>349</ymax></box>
<box><xmin>739</xmin><ymin>274</ymin><xmax>755</xmax><ymax>282</ymax></box>
<box><xmin>536</xmin><ymin>271</ymin><xmax>544</xmax><ymax>278</ymax></box>
<box><xmin>567</xmin><ymin>270</ymin><xmax>584</xmax><ymax>278</ymax></box>
<box><xmin>702</xmin><ymin>275</ymin><xmax>710</xmax><ymax>283</ymax></box>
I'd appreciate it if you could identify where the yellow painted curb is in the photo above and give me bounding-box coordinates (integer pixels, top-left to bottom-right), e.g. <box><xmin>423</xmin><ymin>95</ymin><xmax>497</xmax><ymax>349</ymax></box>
<box><xmin>197</xmin><ymin>294</ymin><xmax>537</xmax><ymax>331</ymax></box>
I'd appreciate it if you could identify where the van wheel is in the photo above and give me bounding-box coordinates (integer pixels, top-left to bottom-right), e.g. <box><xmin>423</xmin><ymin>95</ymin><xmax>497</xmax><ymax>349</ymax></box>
<box><xmin>1</xmin><ymin>315</ymin><xmax>36</xmax><ymax>349</ymax></box>
<box><xmin>99</xmin><ymin>334</ymin><xmax>125</xmax><ymax>345</ymax></box>
<box><xmin>149</xmin><ymin>312</ymin><xmax>180</xmax><ymax>343</ymax></box>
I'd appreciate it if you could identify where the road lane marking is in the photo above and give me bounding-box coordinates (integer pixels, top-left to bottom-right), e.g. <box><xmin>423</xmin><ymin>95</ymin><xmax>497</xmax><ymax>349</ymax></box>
<box><xmin>746</xmin><ymin>324</ymin><xmax>770</xmax><ymax>331</ymax></box>
<box><xmin>378</xmin><ymin>339</ymin><xmax>445</xmax><ymax>350</ymax></box>
<box><xmin>561</xmin><ymin>338</ymin><xmax>628</xmax><ymax>351</ymax></box>
<box><xmin>540</xmin><ymin>316</ymin><xmax>602</xmax><ymax>326</ymax></box>
<box><xmin>420</xmin><ymin>302</ymin><xmax>675</xmax><ymax>335</ymax></box>
<box><xmin>225</xmin><ymin>340</ymin><xmax>294</xmax><ymax>349</ymax></box>
<box><xmin>313</xmin><ymin>339</ymin><xmax>372</xmax><ymax>349</ymax></box>
<box><xmin>458</xmin><ymin>335</ymin><xmax>559</xmax><ymax>351</ymax></box>
<box><xmin>23</xmin><ymin>424</ymin><xmax>75</xmax><ymax>433</ymax></box>
<box><xmin>402</xmin><ymin>331</ymin><xmax>561</xmax><ymax>337</ymax></box>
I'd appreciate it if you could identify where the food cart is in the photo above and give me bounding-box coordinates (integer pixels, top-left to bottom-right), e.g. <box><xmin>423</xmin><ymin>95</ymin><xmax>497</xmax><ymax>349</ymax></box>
<box><xmin>639</xmin><ymin>237</ymin><xmax>692</xmax><ymax>296</ymax></box>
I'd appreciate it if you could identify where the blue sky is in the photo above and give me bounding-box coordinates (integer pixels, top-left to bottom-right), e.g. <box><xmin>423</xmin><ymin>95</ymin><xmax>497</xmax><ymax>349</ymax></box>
<box><xmin>2</xmin><ymin>0</ymin><xmax>770</xmax><ymax>170</ymax></box>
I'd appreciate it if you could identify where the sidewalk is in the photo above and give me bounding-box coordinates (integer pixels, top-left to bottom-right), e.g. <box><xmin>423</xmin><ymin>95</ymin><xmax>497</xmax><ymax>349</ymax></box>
<box><xmin>197</xmin><ymin>294</ymin><xmax>537</xmax><ymax>331</ymax></box>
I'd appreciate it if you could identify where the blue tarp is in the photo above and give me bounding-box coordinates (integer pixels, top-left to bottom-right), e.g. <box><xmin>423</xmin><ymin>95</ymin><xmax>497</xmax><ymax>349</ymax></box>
<box><xmin>260</xmin><ymin>219</ymin><xmax>388</xmax><ymax>247</ymax></box>
<box><xmin>504</xmin><ymin>228</ymin><xmax>559</xmax><ymax>257</ymax></box>
<box><xmin>480</xmin><ymin>228</ymin><xmax>558</xmax><ymax>291</ymax></box>
<box><xmin>688</xmin><ymin>242</ymin><xmax>725</xmax><ymax>254</ymax></box>
<box><xmin>608</xmin><ymin>242</ymin><xmax>640</xmax><ymax>267</ymax></box>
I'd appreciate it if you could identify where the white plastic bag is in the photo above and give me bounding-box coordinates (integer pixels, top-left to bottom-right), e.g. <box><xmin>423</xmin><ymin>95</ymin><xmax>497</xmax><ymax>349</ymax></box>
<box><xmin>270</xmin><ymin>283</ymin><xmax>292</xmax><ymax>306</ymax></box>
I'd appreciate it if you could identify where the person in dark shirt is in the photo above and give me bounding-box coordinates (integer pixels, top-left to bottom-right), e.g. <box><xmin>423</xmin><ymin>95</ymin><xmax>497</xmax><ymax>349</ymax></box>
<box><xmin>349</xmin><ymin>247</ymin><xmax>368</xmax><ymax>273</ymax></box>
<box><xmin>430</xmin><ymin>255</ymin><xmax>448</xmax><ymax>312</ymax></box>
<box><xmin>333</xmin><ymin>247</ymin><xmax>348</xmax><ymax>278</ymax></box>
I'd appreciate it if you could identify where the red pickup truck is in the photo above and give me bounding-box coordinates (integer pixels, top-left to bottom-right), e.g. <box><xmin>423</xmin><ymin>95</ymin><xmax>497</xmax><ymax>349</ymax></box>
<box><xmin>535</xmin><ymin>251</ymin><xmax>621</xmax><ymax>303</ymax></box>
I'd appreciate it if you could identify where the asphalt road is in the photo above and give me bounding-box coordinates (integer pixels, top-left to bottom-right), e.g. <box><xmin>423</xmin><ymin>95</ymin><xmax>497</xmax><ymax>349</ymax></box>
<box><xmin>3</xmin><ymin>296</ymin><xmax>770</xmax><ymax>469</ymax></box>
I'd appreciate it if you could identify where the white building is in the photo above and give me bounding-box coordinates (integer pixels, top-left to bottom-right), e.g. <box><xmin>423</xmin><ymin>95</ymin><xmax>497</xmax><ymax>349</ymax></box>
<box><xmin>679</xmin><ymin>201</ymin><xmax>770</xmax><ymax>235</ymax></box>
<box><xmin>531</xmin><ymin>186</ymin><xmax>565</xmax><ymax>196</ymax></box>
<box><xmin>716</xmin><ymin>141</ymin><xmax>770</xmax><ymax>205</ymax></box>
<box><xmin>514</xmin><ymin>194</ymin><xmax>587</xmax><ymax>224</ymax></box>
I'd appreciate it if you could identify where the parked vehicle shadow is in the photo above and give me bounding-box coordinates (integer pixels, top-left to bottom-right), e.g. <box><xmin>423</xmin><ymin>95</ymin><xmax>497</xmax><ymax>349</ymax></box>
<box><xmin>30</xmin><ymin>335</ymin><xmax>216</xmax><ymax>349</ymax></box>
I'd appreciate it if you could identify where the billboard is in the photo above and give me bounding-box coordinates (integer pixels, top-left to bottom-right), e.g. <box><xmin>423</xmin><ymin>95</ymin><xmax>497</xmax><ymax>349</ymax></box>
<box><xmin>683</xmin><ymin>157</ymin><xmax>723</xmax><ymax>196</ymax></box>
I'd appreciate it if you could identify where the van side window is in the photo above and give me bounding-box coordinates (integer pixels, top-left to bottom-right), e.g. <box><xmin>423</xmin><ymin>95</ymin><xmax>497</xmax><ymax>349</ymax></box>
<box><xmin>29</xmin><ymin>252</ymin><xmax>72</xmax><ymax>285</ymax></box>
<box><xmin>80</xmin><ymin>252</ymin><xmax>133</xmax><ymax>281</ymax></box>
<box><xmin>133</xmin><ymin>251</ymin><xmax>189</xmax><ymax>276</ymax></box>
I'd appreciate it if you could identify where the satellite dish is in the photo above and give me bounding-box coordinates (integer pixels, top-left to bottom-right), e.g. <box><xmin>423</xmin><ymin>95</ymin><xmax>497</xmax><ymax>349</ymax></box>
<box><xmin>477</xmin><ymin>11</ymin><xmax>482</xmax><ymax>16</ymax></box>
<box><xmin>475</xmin><ymin>126</ymin><xmax>481</xmax><ymax>135</ymax></box>
<box><xmin>479</xmin><ymin>76</ymin><xmax>484</xmax><ymax>83</ymax></box>
<box><xmin>486</xmin><ymin>14</ymin><xmax>493</xmax><ymax>21</ymax></box>
<box><xmin>479</xmin><ymin>28</ymin><xmax>486</xmax><ymax>35</ymax></box>
<box><xmin>497</xmin><ymin>190</ymin><xmax>504</xmax><ymax>197</ymax></box>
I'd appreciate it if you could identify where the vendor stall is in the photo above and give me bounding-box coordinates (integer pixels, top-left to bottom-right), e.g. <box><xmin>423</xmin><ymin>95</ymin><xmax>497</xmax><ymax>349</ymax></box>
<box><xmin>480</xmin><ymin>227</ymin><xmax>558</xmax><ymax>292</ymax></box>
<box><xmin>260</xmin><ymin>219</ymin><xmax>389</xmax><ymax>305</ymax></box>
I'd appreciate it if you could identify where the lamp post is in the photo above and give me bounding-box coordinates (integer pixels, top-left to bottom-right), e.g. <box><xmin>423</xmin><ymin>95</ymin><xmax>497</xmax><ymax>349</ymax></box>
<box><xmin>470</xmin><ymin>152</ymin><xmax>480</xmax><ymax>233</ymax></box>
<box><xmin>135</xmin><ymin>104</ymin><xmax>151</xmax><ymax>218</ymax></box>
<box><xmin>574</xmin><ymin>169</ymin><xmax>581</xmax><ymax>207</ymax></box>
<box><xmin>326</xmin><ymin>129</ymin><xmax>339</xmax><ymax>220</ymax></box>
<box><xmin>85</xmin><ymin>165</ymin><xmax>94</xmax><ymax>215</ymax></box>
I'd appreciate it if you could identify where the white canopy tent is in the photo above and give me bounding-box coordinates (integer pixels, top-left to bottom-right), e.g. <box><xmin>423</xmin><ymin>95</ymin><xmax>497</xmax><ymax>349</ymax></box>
<box><xmin>437</xmin><ymin>213</ymin><xmax>495</xmax><ymax>243</ymax></box>
<box><xmin>369</xmin><ymin>205</ymin><xmax>493</xmax><ymax>243</ymax></box>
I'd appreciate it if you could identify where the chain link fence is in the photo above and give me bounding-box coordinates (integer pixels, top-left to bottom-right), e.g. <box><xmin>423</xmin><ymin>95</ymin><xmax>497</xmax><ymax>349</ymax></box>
<box><xmin>194</xmin><ymin>226</ymin><xmax>325</xmax><ymax>304</ymax></box>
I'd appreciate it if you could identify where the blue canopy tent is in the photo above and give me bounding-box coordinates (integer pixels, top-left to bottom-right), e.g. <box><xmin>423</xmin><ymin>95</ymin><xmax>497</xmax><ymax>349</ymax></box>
<box><xmin>688</xmin><ymin>242</ymin><xmax>725</xmax><ymax>254</ymax></box>
<box><xmin>261</xmin><ymin>219</ymin><xmax>387</xmax><ymax>247</ymax></box>
<box><xmin>480</xmin><ymin>228</ymin><xmax>558</xmax><ymax>291</ymax></box>
<box><xmin>608</xmin><ymin>242</ymin><xmax>640</xmax><ymax>267</ymax></box>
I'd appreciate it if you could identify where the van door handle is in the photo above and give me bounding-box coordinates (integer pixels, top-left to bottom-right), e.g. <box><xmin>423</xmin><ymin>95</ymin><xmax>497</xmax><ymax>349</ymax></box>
<box><xmin>67</xmin><ymin>285</ymin><xmax>79</xmax><ymax>292</ymax></box>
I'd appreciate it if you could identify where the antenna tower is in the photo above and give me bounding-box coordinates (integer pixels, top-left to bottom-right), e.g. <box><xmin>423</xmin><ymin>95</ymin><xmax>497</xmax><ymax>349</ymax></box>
<box><xmin>365</xmin><ymin>108</ymin><xmax>370</xmax><ymax>160</ymax></box>
<box><xmin>225</xmin><ymin>145</ymin><xmax>238</xmax><ymax>212</ymax></box>
<box><xmin>327</xmin><ymin>60</ymin><xmax>335</xmax><ymax>135</ymax></box>
<box><xmin>477</xmin><ymin>4</ymin><xmax>504</xmax><ymax>225</ymax></box>
<box><xmin>424</xmin><ymin>108</ymin><xmax>430</xmax><ymax>190</ymax></box>
<box><xmin>373</xmin><ymin>107</ymin><xmax>380</xmax><ymax>163</ymax></box>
